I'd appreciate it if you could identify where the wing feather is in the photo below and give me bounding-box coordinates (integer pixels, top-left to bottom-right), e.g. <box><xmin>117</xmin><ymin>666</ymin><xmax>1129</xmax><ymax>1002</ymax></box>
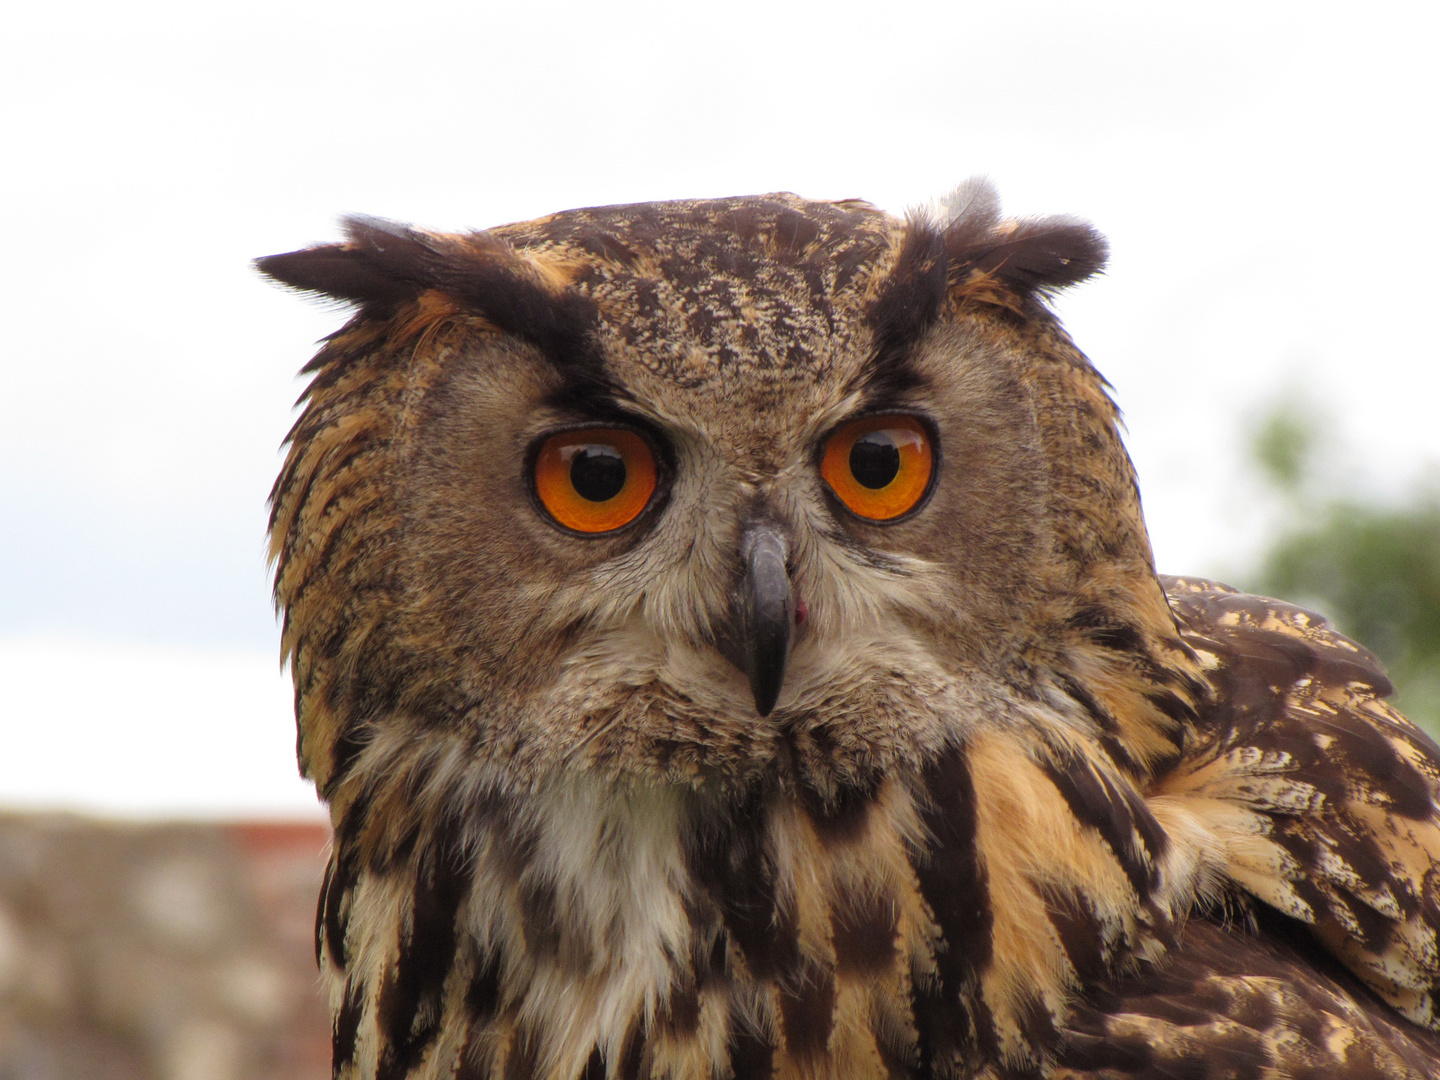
<box><xmin>1154</xmin><ymin>576</ymin><xmax>1440</xmax><ymax>1029</ymax></box>
<box><xmin>1055</xmin><ymin>919</ymin><xmax>1440</xmax><ymax>1079</ymax></box>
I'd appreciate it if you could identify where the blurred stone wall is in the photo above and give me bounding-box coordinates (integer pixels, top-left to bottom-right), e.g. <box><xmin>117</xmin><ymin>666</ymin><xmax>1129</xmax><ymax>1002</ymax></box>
<box><xmin>0</xmin><ymin>814</ymin><xmax>331</xmax><ymax>1080</ymax></box>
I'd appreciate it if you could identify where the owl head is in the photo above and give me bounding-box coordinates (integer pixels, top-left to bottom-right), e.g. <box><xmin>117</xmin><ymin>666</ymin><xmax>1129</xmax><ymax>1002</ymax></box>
<box><xmin>260</xmin><ymin>184</ymin><xmax>1201</xmax><ymax>813</ymax></box>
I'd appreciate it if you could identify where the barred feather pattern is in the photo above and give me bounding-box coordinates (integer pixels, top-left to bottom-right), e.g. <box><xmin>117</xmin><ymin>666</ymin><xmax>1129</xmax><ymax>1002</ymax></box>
<box><xmin>318</xmin><ymin>738</ymin><xmax>1177</xmax><ymax>1080</ymax></box>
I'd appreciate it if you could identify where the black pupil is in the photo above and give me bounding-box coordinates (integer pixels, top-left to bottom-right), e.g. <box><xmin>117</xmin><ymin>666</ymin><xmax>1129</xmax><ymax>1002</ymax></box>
<box><xmin>570</xmin><ymin>446</ymin><xmax>627</xmax><ymax>502</ymax></box>
<box><xmin>849</xmin><ymin>432</ymin><xmax>901</xmax><ymax>490</ymax></box>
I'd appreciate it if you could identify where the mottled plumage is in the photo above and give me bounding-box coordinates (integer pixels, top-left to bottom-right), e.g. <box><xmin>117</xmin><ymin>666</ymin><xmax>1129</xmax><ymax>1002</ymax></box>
<box><xmin>260</xmin><ymin>187</ymin><xmax>1440</xmax><ymax>1079</ymax></box>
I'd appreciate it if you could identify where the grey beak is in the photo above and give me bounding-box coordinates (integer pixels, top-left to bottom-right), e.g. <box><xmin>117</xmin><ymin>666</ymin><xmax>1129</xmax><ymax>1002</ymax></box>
<box><xmin>722</xmin><ymin>525</ymin><xmax>795</xmax><ymax>717</ymax></box>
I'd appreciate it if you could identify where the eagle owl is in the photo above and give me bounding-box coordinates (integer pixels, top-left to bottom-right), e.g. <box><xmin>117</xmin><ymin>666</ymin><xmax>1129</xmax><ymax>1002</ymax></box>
<box><xmin>259</xmin><ymin>186</ymin><xmax>1440</xmax><ymax>1080</ymax></box>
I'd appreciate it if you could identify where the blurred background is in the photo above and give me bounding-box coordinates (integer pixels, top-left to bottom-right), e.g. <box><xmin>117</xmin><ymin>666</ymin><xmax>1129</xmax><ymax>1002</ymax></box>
<box><xmin>2</xmin><ymin>1</ymin><xmax>1437</xmax><ymax>1077</ymax></box>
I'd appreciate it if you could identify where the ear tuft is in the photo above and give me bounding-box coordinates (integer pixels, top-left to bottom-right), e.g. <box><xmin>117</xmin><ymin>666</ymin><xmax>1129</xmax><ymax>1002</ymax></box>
<box><xmin>254</xmin><ymin>216</ymin><xmax>444</xmax><ymax>307</ymax></box>
<box><xmin>941</xmin><ymin>179</ymin><xmax>1109</xmax><ymax>297</ymax></box>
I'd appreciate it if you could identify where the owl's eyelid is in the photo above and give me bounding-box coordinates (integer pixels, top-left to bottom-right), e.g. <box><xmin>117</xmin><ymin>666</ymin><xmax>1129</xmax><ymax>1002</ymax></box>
<box><xmin>852</xmin><ymin>375</ymin><xmax>936</xmax><ymax>420</ymax></box>
<box><xmin>531</xmin><ymin>397</ymin><xmax>652</xmax><ymax>431</ymax></box>
<box><xmin>827</xmin><ymin>404</ymin><xmax>937</xmax><ymax>428</ymax></box>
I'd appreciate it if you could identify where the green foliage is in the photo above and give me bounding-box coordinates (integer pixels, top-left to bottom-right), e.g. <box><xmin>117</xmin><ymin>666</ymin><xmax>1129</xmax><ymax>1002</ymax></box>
<box><xmin>1250</xmin><ymin>402</ymin><xmax>1318</xmax><ymax>494</ymax></box>
<box><xmin>1246</xmin><ymin>402</ymin><xmax>1440</xmax><ymax>735</ymax></box>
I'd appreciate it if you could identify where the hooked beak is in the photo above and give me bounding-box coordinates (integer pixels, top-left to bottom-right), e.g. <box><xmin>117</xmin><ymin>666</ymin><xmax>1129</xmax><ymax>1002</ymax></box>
<box><xmin>721</xmin><ymin>525</ymin><xmax>795</xmax><ymax>717</ymax></box>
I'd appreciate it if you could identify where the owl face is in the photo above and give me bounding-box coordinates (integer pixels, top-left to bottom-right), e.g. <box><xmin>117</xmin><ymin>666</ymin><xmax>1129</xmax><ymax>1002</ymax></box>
<box><xmin>262</xmin><ymin>191</ymin><xmax>1141</xmax><ymax>795</ymax></box>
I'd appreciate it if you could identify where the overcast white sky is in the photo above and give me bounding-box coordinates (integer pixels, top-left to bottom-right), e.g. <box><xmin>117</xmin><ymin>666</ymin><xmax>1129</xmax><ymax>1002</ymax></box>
<box><xmin>3</xmin><ymin>1</ymin><xmax>1437</xmax><ymax>816</ymax></box>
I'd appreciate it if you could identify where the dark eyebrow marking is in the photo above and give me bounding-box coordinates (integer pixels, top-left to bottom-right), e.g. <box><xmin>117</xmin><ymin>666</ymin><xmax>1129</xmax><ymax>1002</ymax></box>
<box><xmin>861</xmin><ymin>216</ymin><xmax>949</xmax><ymax>401</ymax></box>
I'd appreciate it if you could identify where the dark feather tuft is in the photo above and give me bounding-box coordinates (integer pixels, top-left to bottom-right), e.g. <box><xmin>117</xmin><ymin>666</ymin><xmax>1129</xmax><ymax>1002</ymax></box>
<box><xmin>942</xmin><ymin>179</ymin><xmax>1109</xmax><ymax>296</ymax></box>
<box><xmin>257</xmin><ymin>216</ymin><xmax>608</xmax><ymax>378</ymax></box>
<box><xmin>255</xmin><ymin>228</ymin><xmax>414</xmax><ymax>308</ymax></box>
<box><xmin>254</xmin><ymin>216</ymin><xmax>459</xmax><ymax>306</ymax></box>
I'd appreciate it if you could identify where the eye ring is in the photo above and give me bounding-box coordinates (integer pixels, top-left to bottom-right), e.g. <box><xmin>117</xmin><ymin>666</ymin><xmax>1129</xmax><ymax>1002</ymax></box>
<box><xmin>530</xmin><ymin>426</ymin><xmax>660</xmax><ymax>535</ymax></box>
<box><xmin>820</xmin><ymin>414</ymin><xmax>936</xmax><ymax>522</ymax></box>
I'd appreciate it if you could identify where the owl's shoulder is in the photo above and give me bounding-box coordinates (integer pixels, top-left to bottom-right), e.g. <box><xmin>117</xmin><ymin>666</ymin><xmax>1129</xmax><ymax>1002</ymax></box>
<box><xmin>1154</xmin><ymin>576</ymin><xmax>1440</xmax><ymax>1030</ymax></box>
<box><xmin>1057</xmin><ymin>917</ymin><xmax>1440</xmax><ymax>1078</ymax></box>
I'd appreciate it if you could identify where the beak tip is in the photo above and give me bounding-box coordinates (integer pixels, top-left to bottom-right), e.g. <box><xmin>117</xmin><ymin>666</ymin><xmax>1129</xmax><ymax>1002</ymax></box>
<box><xmin>745</xmin><ymin>628</ymin><xmax>789</xmax><ymax>719</ymax></box>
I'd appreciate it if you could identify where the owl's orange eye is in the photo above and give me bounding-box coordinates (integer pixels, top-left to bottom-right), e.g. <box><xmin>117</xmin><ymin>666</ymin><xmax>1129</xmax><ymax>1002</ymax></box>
<box><xmin>532</xmin><ymin>428</ymin><xmax>658</xmax><ymax>534</ymax></box>
<box><xmin>820</xmin><ymin>415</ymin><xmax>934</xmax><ymax>522</ymax></box>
